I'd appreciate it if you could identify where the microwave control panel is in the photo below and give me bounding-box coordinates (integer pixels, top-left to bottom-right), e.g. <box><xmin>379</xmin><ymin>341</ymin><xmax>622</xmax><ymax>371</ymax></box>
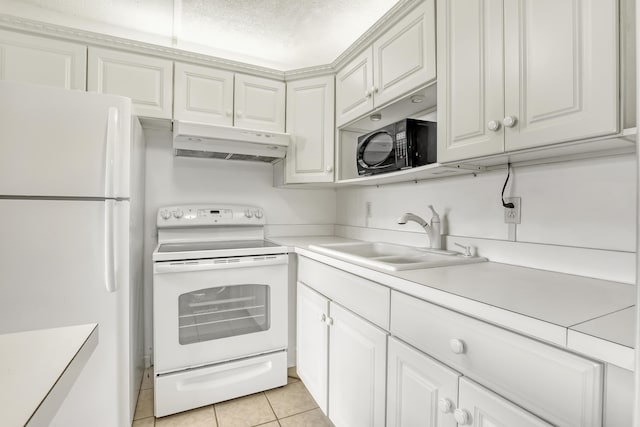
<box><xmin>395</xmin><ymin>131</ymin><xmax>407</xmax><ymax>160</ymax></box>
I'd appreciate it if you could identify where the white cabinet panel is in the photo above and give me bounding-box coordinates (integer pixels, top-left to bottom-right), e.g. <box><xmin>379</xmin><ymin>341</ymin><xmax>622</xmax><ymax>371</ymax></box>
<box><xmin>436</xmin><ymin>0</ymin><xmax>505</xmax><ymax>162</ymax></box>
<box><xmin>457</xmin><ymin>378</ymin><xmax>552</xmax><ymax>427</ymax></box>
<box><xmin>234</xmin><ymin>74</ymin><xmax>285</xmax><ymax>132</ymax></box>
<box><xmin>336</xmin><ymin>0</ymin><xmax>436</xmax><ymax>128</ymax></box>
<box><xmin>174</xmin><ymin>62</ymin><xmax>233</xmax><ymax>126</ymax></box>
<box><xmin>391</xmin><ymin>291</ymin><xmax>603</xmax><ymax>427</ymax></box>
<box><xmin>503</xmin><ymin>0</ymin><xmax>618</xmax><ymax>150</ymax></box>
<box><xmin>328</xmin><ymin>302</ymin><xmax>387</xmax><ymax>427</ymax></box>
<box><xmin>88</xmin><ymin>47</ymin><xmax>173</xmax><ymax>119</ymax></box>
<box><xmin>437</xmin><ymin>0</ymin><xmax>619</xmax><ymax>162</ymax></box>
<box><xmin>0</xmin><ymin>29</ymin><xmax>86</xmax><ymax>90</ymax></box>
<box><xmin>335</xmin><ymin>48</ymin><xmax>374</xmax><ymax>127</ymax></box>
<box><xmin>373</xmin><ymin>0</ymin><xmax>436</xmax><ymax>106</ymax></box>
<box><xmin>387</xmin><ymin>337</ymin><xmax>460</xmax><ymax>427</ymax></box>
<box><xmin>285</xmin><ymin>76</ymin><xmax>335</xmax><ymax>183</ymax></box>
<box><xmin>296</xmin><ymin>282</ymin><xmax>329</xmax><ymax>414</ymax></box>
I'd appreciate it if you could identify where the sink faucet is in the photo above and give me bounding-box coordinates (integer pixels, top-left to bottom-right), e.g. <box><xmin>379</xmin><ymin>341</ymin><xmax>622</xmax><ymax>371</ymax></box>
<box><xmin>397</xmin><ymin>205</ymin><xmax>442</xmax><ymax>249</ymax></box>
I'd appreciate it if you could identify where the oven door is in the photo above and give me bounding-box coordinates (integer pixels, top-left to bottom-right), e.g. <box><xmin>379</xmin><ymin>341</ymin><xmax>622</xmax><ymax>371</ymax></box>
<box><xmin>153</xmin><ymin>254</ymin><xmax>288</xmax><ymax>373</ymax></box>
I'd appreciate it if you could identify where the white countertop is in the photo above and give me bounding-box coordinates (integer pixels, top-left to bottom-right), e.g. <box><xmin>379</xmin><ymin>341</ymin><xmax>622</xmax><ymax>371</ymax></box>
<box><xmin>269</xmin><ymin>235</ymin><xmax>636</xmax><ymax>370</ymax></box>
<box><xmin>0</xmin><ymin>323</ymin><xmax>98</xmax><ymax>427</ymax></box>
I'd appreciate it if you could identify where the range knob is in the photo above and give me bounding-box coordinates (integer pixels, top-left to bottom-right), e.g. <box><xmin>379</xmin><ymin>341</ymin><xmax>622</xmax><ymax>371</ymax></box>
<box><xmin>244</xmin><ymin>209</ymin><xmax>254</xmax><ymax>218</ymax></box>
<box><xmin>160</xmin><ymin>210</ymin><xmax>171</xmax><ymax>220</ymax></box>
<box><xmin>255</xmin><ymin>210</ymin><xmax>263</xmax><ymax>219</ymax></box>
<box><xmin>173</xmin><ymin>209</ymin><xmax>184</xmax><ymax>219</ymax></box>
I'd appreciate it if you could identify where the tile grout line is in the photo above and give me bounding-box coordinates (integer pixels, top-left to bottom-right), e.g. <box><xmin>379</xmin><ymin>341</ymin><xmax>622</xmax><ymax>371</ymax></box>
<box><xmin>261</xmin><ymin>391</ymin><xmax>281</xmax><ymax>425</ymax></box>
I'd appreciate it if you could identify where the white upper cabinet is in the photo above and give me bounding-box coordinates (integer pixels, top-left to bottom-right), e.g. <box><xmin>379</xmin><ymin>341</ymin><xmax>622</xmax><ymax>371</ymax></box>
<box><xmin>285</xmin><ymin>75</ymin><xmax>335</xmax><ymax>183</ymax></box>
<box><xmin>503</xmin><ymin>0</ymin><xmax>618</xmax><ymax>151</ymax></box>
<box><xmin>0</xmin><ymin>30</ymin><xmax>86</xmax><ymax>90</ymax></box>
<box><xmin>438</xmin><ymin>0</ymin><xmax>619</xmax><ymax>162</ymax></box>
<box><xmin>234</xmin><ymin>74</ymin><xmax>285</xmax><ymax>132</ymax></box>
<box><xmin>173</xmin><ymin>62</ymin><xmax>233</xmax><ymax>126</ymax></box>
<box><xmin>88</xmin><ymin>47</ymin><xmax>173</xmax><ymax>119</ymax></box>
<box><xmin>335</xmin><ymin>48</ymin><xmax>375</xmax><ymax>127</ymax></box>
<box><xmin>372</xmin><ymin>0</ymin><xmax>436</xmax><ymax>107</ymax></box>
<box><xmin>336</xmin><ymin>0</ymin><xmax>436</xmax><ymax>127</ymax></box>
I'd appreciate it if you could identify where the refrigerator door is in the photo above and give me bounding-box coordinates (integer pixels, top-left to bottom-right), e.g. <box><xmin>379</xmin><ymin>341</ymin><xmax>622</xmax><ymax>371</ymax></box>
<box><xmin>0</xmin><ymin>81</ymin><xmax>131</xmax><ymax>199</ymax></box>
<box><xmin>0</xmin><ymin>199</ymin><xmax>134</xmax><ymax>426</ymax></box>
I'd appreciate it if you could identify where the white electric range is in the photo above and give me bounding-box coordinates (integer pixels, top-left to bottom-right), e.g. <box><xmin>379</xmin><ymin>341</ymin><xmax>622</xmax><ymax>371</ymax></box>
<box><xmin>152</xmin><ymin>204</ymin><xmax>289</xmax><ymax>417</ymax></box>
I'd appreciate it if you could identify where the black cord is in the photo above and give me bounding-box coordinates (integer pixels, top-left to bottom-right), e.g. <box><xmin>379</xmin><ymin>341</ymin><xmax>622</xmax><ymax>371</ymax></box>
<box><xmin>501</xmin><ymin>163</ymin><xmax>515</xmax><ymax>208</ymax></box>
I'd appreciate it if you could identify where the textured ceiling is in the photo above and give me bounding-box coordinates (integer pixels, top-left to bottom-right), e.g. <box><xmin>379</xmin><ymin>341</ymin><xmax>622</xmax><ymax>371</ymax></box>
<box><xmin>1</xmin><ymin>0</ymin><xmax>400</xmax><ymax>69</ymax></box>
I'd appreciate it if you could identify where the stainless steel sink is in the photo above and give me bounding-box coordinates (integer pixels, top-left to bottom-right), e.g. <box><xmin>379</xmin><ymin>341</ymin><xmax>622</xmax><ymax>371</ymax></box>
<box><xmin>308</xmin><ymin>241</ymin><xmax>486</xmax><ymax>271</ymax></box>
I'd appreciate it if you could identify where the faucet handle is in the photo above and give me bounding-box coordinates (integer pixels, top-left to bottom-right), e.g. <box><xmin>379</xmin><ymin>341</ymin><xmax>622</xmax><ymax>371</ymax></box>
<box><xmin>428</xmin><ymin>205</ymin><xmax>440</xmax><ymax>223</ymax></box>
<box><xmin>454</xmin><ymin>243</ymin><xmax>473</xmax><ymax>257</ymax></box>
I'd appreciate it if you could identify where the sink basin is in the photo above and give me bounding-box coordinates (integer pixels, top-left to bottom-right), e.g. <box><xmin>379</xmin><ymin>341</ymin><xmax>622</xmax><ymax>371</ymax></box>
<box><xmin>308</xmin><ymin>242</ymin><xmax>487</xmax><ymax>271</ymax></box>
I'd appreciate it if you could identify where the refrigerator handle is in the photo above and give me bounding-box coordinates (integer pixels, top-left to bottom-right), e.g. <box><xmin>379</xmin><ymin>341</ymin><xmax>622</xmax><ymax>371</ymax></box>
<box><xmin>104</xmin><ymin>200</ymin><xmax>117</xmax><ymax>293</ymax></box>
<box><xmin>104</xmin><ymin>107</ymin><xmax>118</xmax><ymax>198</ymax></box>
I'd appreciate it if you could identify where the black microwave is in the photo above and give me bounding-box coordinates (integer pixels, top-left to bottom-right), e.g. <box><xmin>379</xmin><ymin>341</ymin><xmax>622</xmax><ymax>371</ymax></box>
<box><xmin>356</xmin><ymin>118</ymin><xmax>437</xmax><ymax>176</ymax></box>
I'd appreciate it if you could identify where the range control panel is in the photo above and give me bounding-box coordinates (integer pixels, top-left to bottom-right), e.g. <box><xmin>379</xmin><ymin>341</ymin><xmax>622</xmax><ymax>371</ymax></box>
<box><xmin>157</xmin><ymin>205</ymin><xmax>265</xmax><ymax>228</ymax></box>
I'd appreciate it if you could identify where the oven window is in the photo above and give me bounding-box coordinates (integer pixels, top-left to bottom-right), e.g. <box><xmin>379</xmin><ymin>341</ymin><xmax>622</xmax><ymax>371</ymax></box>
<box><xmin>178</xmin><ymin>284</ymin><xmax>270</xmax><ymax>345</ymax></box>
<box><xmin>362</xmin><ymin>132</ymin><xmax>394</xmax><ymax>166</ymax></box>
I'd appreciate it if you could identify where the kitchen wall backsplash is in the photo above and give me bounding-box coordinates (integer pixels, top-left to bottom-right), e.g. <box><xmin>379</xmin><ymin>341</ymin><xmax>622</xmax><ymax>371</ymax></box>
<box><xmin>335</xmin><ymin>154</ymin><xmax>637</xmax><ymax>283</ymax></box>
<box><xmin>142</xmin><ymin>128</ymin><xmax>337</xmax><ymax>358</ymax></box>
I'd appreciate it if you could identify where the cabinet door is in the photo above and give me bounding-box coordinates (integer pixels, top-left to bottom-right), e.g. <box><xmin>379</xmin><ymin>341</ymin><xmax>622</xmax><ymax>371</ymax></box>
<box><xmin>88</xmin><ymin>47</ymin><xmax>173</xmax><ymax>119</ymax></box>
<box><xmin>174</xmin><ymin>62</ymin><xmax>233</xmax><ymax>126</ymax></box>
<box><xmin>436</xmin><ymin>0</ymin><xmax>505</xmax><ymax>162</ymax></box>
<box><xmin>503</xmin><ymin>0</ymin><xmax>618</xmax><ymax>150</ymax></box>
<box><xmin>296</xmin><ymin>282</ymin><xmax>329</xmax><ymax>414</ymax></box>
<box><xmin>234</xmin><ymin>74</ymin><xmax>285</xmax><ymax>132</ymax></box>
<box><xmin>285</xmin><ymin>76</ymin><xmax>335</xmax><ymax>183</ymax></box>
<box><xmin>335</xmin><ymin>48</ymin><xmax>374</xmax><ymax>127</ymax></box>
<box><xmin>372</xmin><ymin>0</ymin><xmax>436</xmax><ymax>107</ymax></box>
<box><xmin>0</xmin><ymin>29</ymin><xmax>86</xmax><ymax>90</ymax></box>
<box><xmin>328</xmin><ymin>302</ymin><xmax>387</xmax><ymax>427</ymax></box>
<box><xmin>456</xmin><ymin>378</ymin><xmax>552</xmax><ymax>427</ymax></box>
<box><xmin>387</xmin><ymin>337</ymin><xmax>460</xmax><ymax>427</ymax></box>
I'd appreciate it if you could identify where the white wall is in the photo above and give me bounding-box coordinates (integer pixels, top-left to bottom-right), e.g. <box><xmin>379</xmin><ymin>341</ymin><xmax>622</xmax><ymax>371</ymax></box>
<box><xmin>336</xmin><ymin>154</ymin><xmax>637</xmax><ymax>282</ymax></box>
<box><xmin>142</xmin><ymin>128</ymin><xmax>336</xmax><ymax>360</ymax></box>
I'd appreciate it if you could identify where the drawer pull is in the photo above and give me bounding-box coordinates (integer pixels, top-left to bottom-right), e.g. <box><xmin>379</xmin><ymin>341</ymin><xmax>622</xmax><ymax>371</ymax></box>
<box><xmin>320</xmin><ymin>313</ymin><xmax>326</xmax><ymax>323</ymax></box>
<box><xmin>438</xmin><ymin>398</ymin><xmax>453</xmax><ymax>414</ymax></box>
<box><xmin>454</xmin><ymin>408</ymin><xmax>471</xmax><ymax>425</ymax></box>
<box><xmin>449</xmin><ymin>338</ymin><xmax>465</xmax><ymax>354</ymax></box>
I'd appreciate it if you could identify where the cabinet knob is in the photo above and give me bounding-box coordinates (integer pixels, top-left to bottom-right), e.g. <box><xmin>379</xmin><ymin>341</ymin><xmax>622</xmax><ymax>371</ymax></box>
<box><xmin>326</xmin><ymin>165</ymin><xmax>334</xmax><ymax>173</ymax></box>
<box><xmin>454</xmin><ymin>408</ymin><xmax>471</xmax><ymax>425</ymax></box>
<box><xmin>365</xmin><ymin>89</ymin><xmax>372</xmax><ymax>98</ymax></box>
<box><xmin>320</xmin><ymin>313</ymin><xmax>326</xmax><ymax>322</ymax></box>
<box><xmin>438</xmin><ymin>398</ymin><xmax>453</xmax><ymax>414</ymax></box>
<box><xmin>372</xmin><ymin>85</ymin><xmax>379</xmax><ymax>94</ymax></box>
<box><xmin>225</xmin><ymin>109</ymin><xmax>232</xmax><ymax>117</ymax></box>
<box><xmin>326</xmin><ymin>317</ymin><xmax>334</xmax><ymax>326</ymax></box>
<box><xmin>449</xmin><ymin>338</ymin><xmax>465</xmax><ymax>354</ymax></box>
<box><xmin>487</xmin><ymin>120</ymin><xmax>501</xmax><ymax>132</ymax></box>
<box><xmin>503</xmin><ymin>116</ymin><xmax>517</xmax><ymax>128</ymax></box>
<box><xmin>237</xmin><ymin>110</ymin><xmax>244</xmax><ymax>118</ymax></box>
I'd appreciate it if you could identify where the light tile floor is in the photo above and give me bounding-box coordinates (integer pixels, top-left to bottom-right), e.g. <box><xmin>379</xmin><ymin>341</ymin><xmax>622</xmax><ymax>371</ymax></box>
<box><xmin>133</xmin><ymin>367</ymin><xmax>333</xmax><ymax>427</ymax></box>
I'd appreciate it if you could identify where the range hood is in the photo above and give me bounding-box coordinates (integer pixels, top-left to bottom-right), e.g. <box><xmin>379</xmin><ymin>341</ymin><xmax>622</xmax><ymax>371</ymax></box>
<box><xmin>173</xmin><ymin>121</ymin><xmax>290</xmax><ymax>163</ymax></box>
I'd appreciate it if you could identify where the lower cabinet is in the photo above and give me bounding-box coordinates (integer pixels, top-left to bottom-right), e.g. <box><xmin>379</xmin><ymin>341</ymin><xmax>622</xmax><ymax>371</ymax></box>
<box><xmin>388</xmin><ymin>337</ymin><xmax>552</xmax><ymax>427</ymax></box>
<box><xmin>457</xmin><ymin>378</ymin><xmax>552</xmax><ymax>427</ymax></box>
<box><xmin>296</xmin><ymin>281</ymin><xmax>387</xmax><ymax>427</ymax></box>
<box><xmin>296</xmin><ymin>257</ymin><xmax>605</xmax><ymax>427</ymax></box>
<box><xmin>387</xmin><ymin>337</ymin><xmax>460</xmax><ymax>427</ymax></box>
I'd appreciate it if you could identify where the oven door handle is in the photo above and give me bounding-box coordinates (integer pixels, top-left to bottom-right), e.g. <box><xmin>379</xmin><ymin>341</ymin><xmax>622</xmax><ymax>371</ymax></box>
<box><xmin>154</xmin><ymin>254</ymin><xmax>288</xmax><ymax>274</ymax></box>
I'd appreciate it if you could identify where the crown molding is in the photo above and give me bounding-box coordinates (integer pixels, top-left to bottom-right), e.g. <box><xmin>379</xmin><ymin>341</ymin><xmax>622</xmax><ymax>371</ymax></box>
<box><xmin>0</xmin><ymin>0</ymin><xmax>423</xmax><ymax>81</ymax></box>
<box><xmin>0</xmin><ymin>13</ymin><xmax>286</xmax><ymax>79</ymax></box>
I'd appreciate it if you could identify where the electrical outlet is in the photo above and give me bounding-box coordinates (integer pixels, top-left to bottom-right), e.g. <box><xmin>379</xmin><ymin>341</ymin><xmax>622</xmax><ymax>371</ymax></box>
<box><xmin>504</xmin><ymin>197</ymin><xmax>521</xmax><ymax>224</ymax></box>
<box><xmin>365</xmin><ymin>201</ymin><xmax>372</xmax><ymax>218</ymax></box>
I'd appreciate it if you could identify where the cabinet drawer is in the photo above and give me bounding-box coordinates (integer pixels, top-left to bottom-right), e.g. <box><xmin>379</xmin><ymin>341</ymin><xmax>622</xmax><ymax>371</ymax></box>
<box><xmin>298</xmin><ymin>256</ymin><xmax>390</xmax><ymax>330</ymax></box>
<box><xmin>391</xmin><ymin>291</ymin><xmax>603</xmax><ymax>427</ymax></box>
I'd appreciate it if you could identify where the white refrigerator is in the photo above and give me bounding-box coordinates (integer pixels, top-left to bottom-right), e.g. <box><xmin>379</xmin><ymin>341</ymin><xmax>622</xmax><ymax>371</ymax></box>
<box><xmin>0</xmin><ymin>81</ymin><xmax>145</xmax><ymax>426</ymax></box>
